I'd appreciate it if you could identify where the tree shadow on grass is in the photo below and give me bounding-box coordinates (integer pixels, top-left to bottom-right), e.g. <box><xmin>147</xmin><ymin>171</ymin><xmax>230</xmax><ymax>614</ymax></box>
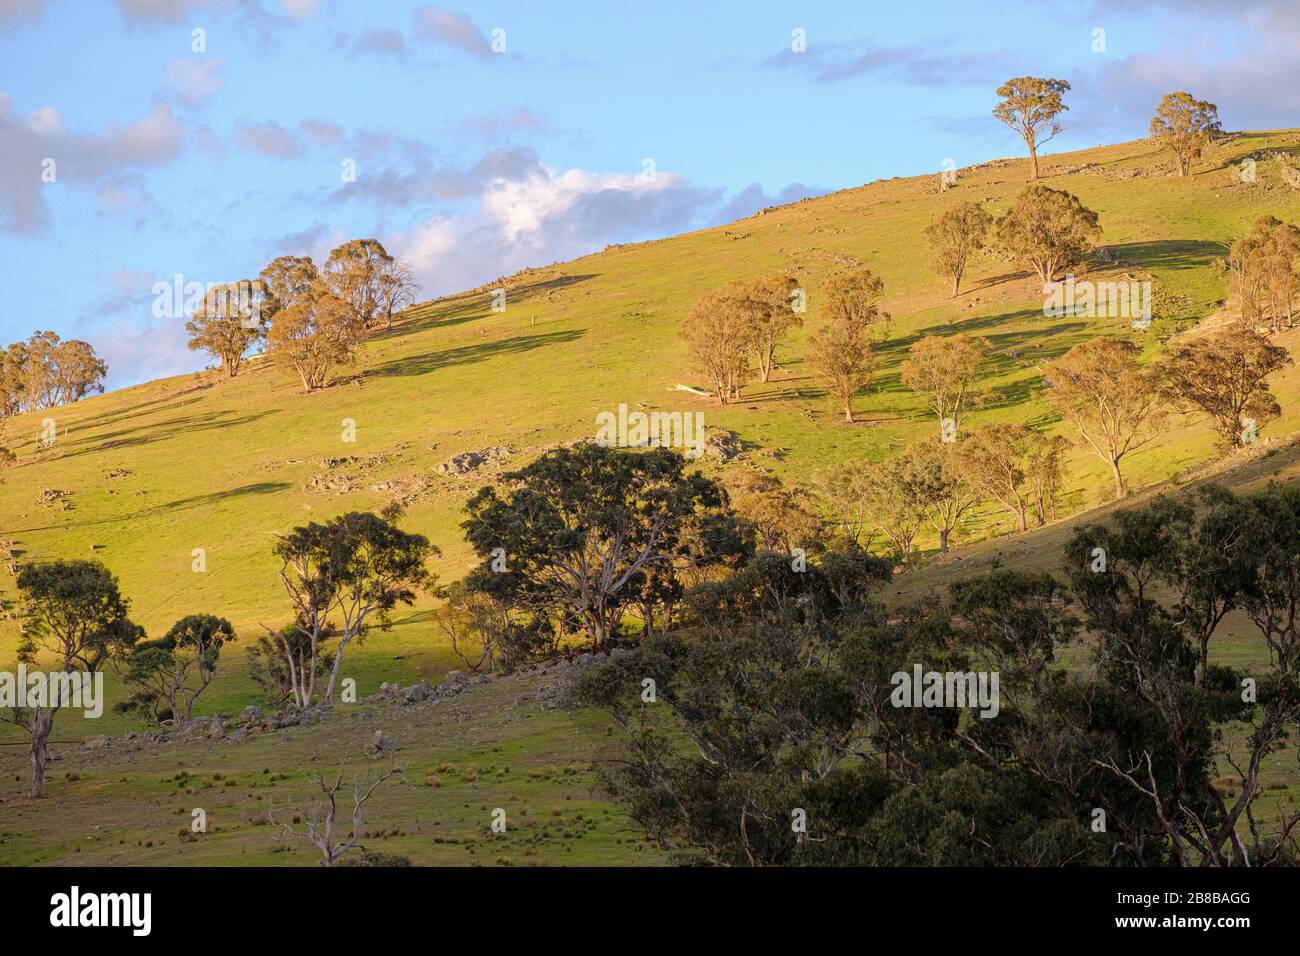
<box><xmin>1106</xmin><ymin>239</ymin><xmax>1224</xmax><ymax>272</ymax></box>
<box><xmin>877</xmin><ymin>310</ymin><xmax>1088</xmax><ymax>359</ymax></box>
<box><xmin>16</xmin><ymin>481</ymin><xmax>291</xmax><ymax>534</ymax></box>
<box><xmin>27</xmin><ymin>390</ymin><xmax>210</xmax><ymax>443</ymax></box>
<box><xmin>59</xmin><ymin>409</ymin><xmax>278</xmax><ymax>460</ymax></box>
<box><xmin>383</xmin><ymin>274</ymin><xmax>598</xmax><ymax>339</ymax></box>
<box><xmin>369</xmin><ymin>330</ymin><xmax>586</xmax><ymax>379</ymax></box>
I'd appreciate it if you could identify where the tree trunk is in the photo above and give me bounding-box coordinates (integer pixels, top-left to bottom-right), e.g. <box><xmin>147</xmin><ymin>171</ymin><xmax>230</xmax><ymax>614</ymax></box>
<box><xmin>1110</xmin><ymin>458</ymin><xmax>1127</xmax><ymax>499</ymax></box>
<box><xmin>843</xmin><ymin>401</ymin><xmax>854</xmax><ymax>424</ymax></box>
<box><xmin>29</xmin><ymin>710</ymin><xmax>55</xmax><ymax>799</ymax></box>
<box><xmin>939</xmin><ymin>528</ymin><xmax>950</xmax><ymax>554</ymax></box>
<box><xmin>1028</xmin><ymin>140</ymin><xmax>1039</xmax><ymax>181</ymax></box>
<box><xmin>589</xmin><ymin>614</ymin><xmax>608</xmax><ymax>652</ymax></box>
<box><xmin>1015</xmin><ymin>507</ymin><xmax>1027</xmax><ymax>532</ymax></box>
<box><xmin>951</xmin><ymin>271</ymin><xmax>961</xmax><ymax>297</ymax></box>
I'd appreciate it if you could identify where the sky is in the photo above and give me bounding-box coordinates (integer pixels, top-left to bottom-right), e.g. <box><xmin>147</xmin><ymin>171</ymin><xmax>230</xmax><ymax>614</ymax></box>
<box><xmin>2</xmin><ymin>0</ymin><xmax>1299</xmax><ymax>391</ymax></box>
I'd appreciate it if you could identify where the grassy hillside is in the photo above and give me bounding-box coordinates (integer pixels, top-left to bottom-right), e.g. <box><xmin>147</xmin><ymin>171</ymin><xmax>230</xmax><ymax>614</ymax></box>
<box><xmin>3</xmin><ymin>132</ymin><xmax>1300</xmax><ymax>843</ymax></box>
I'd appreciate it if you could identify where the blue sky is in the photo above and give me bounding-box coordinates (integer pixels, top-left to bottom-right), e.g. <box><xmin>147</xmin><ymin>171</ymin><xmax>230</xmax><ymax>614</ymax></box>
<box><xmin>2</xmin><ymin>0</ymin><xmax>1298</xmax><ymax>390</ymax></box>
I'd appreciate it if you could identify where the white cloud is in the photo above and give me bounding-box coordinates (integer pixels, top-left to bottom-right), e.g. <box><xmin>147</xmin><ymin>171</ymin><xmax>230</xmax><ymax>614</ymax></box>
<box><xmin>164</xmin><ymin>57</ymin><xmax>224</xmax><ymax>106</ymax></box>
<box><xmin>482</xmin><ymin>166</ymin><xmax>688</xmax><ymax>242</ymax></box>
<box><xmin>233</xmin><ymin>118</ymin><xmax>302</xmax><ymax>158</ymax></box>
<box><xmin>412</xmin><ymin>5</ymin><xmax>492</xmax><ymax>58</ymax></box>
<box><xmin>384</xmin><ymin>160</ymin><xmax>800</xmax><ymax>300</ymax></box>
<box><xmin>0</xmin><ymin>95</ymin><xmax>182</xmax><ymax>233</ymax></box>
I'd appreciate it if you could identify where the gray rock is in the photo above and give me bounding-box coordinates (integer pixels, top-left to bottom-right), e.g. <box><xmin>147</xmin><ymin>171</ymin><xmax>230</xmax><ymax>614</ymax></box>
<box><xmin>239</xmin><ymin>705</ymin><xmax>262</xmax><ymax>721</ymax></box>
<box><xmin>445</xmin><ymin>670</ymin><xmax>467</xmax><ymax>684</ymax></box>
<box><xmin>84</xmin><ymin>735</ymin><xmax>110</xmax><ymax>750</ymax></box>
<box><xmin>436</xmin><ymin>446</ymin><xmax>511</xmax><ymax>476</ymax></box>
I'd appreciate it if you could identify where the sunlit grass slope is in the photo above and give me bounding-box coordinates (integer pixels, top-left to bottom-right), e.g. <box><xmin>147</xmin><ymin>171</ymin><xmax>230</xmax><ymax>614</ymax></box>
<box><xmin>2</xmin><ymin>130</ymin><xmax>1300</xmax><ymax>732</ymax></box>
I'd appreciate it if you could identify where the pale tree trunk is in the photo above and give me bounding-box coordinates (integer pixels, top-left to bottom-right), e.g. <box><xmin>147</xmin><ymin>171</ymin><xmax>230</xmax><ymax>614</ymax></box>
<box><xmin>1027</xmin><ymin>138</ymin><xmax>1039</xmax><ymax>181</ymax></box>
<box><xmin>324</xmin><ymin>629</ymin><xmax>359</xmax><ymax>704</ymax></box>
<box><xmin>1110</xmin><ymin>457</ymin><xmax>1127</xmax><ymax>499</ymax></box>
<box><xmin>589</xmin><ymin>615</ymin><xmax>609</xmax><ymax>653</ymax></box>
<box><xmin>843</xmin><ymin>398</ymin><xmax>854</xmax><ymax>424</ymax></box>
<box><xmin>938</xmin><ymin>528</ymin><xmax>950</xmax><ymax>554</ymax></box>
<box><xmin>29</xmin><ymin>709</ymin><xmax>56</xmax><ymax>799</ymax></box>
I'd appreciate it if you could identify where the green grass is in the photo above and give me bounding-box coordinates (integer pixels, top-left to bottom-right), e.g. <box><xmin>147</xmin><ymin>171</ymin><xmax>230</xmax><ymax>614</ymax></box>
<box><xmin>0</xmin><ymin>672</ymin><xmax>664</xmax><ymax>866</ymax></box>
<box><xmin>3</xmin><ymin>131</ymin><xmax>1300</xmax><ymax>864</ymax></box>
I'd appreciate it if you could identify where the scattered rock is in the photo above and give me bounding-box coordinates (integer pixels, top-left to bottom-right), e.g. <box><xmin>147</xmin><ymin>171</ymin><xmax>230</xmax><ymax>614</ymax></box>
<box><xmin>239</xmin><ymin>705</ymin><xmax>262</xmax><ymax>722</ymax></box>
<box><xmin>701</xmin><ymin>429</ymin><xmax>745</xmax><ymax>462</ymax></box>
<box><xmin>401</xmin><ymin>679</ymin><xmax>431</xmax><ymax>703</ymax></box>
<box><xmin>436</xmin><ymin>446</ymin><xmax>512</xmax><ymax>476</ymax></box>
<box><xmin>37</xmin><ymin>488</ymin><xmax>72</xmax><ymax>509</ymax></box>
<box><xmin>305</xmin><ymin>473</ymin><xmax>356</xmax><ymax>494</ymax></box>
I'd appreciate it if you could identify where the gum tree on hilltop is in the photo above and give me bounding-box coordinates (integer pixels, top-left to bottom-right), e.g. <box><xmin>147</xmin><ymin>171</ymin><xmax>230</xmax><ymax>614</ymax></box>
<box><xmin>923</xmin><ymin>202</ymin><xmax>992</xmax><ymax>296</ymax></box>
<box><xmin>462</xmin><ymin>443</ymin><xmax>738</xmax><ymax>652</ymax></box>
<box><xmin>2</xmin><ymin>560</ymin><xmax>142</xmax><ymax>798</ymax></box>
<box><xmin>271</xmin><ymin>512</ymin><xmax>437</xmax><ymax>708</ymax></box>
<box><xmin>260</xmin><ymin>255</ymin><xmax>319</xmax><ymax>315</ymax></box>
<box><xmin>324</xmin><ymin>238</ymin><xmax>392</xmax><ymax>331</ymax></box>
<box><xmin>185</xmin><ymin>281</ymin><xmax>265</xmax><ymax>378</ymax></box>
<box><xmin>995</xmin><ymin>184</ymin><xmax>1102</xmax><ymax>290</ymax></box>
<box><xmin>1042</xmin><ymin>337</ymin><xmax>1166</xmax><ymax>499</ymax></box>
<box><xmin>993</xmin><ymin>76</ymin><xmax>1070</xmax><ymax>181</ymax></box>
<box><xmin>0</xmin><ymin>332</ymin><xmax>106</xmax><ymax>414</ymax></box>
<box><xmin>1149</xmin><ymin>92</ymin><xmax>1221</xmax><ymax>178</ymax></box>
<box><xmin>264</xmin><ymin>278</ymin><xmax>365</xmax><ymax>392</ymax></box>
<box><xmin>1159</xmin><ymin>328</ymin><xmax>1293</xmax><ymax>448</ymax></box>
<box><xmin>261</xmin><ymin>255</ymin><xmax>364</xmax><ymax>392</ymax></box>
<box><xmin>376</xmin><ymin>258</ymin><xmax>419</xmax><ymax>331</ymax></box>
<box><xmin>807</xmin><ymin>266</ymin><xmax>889</xmax><ymax>423</ymax></box>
